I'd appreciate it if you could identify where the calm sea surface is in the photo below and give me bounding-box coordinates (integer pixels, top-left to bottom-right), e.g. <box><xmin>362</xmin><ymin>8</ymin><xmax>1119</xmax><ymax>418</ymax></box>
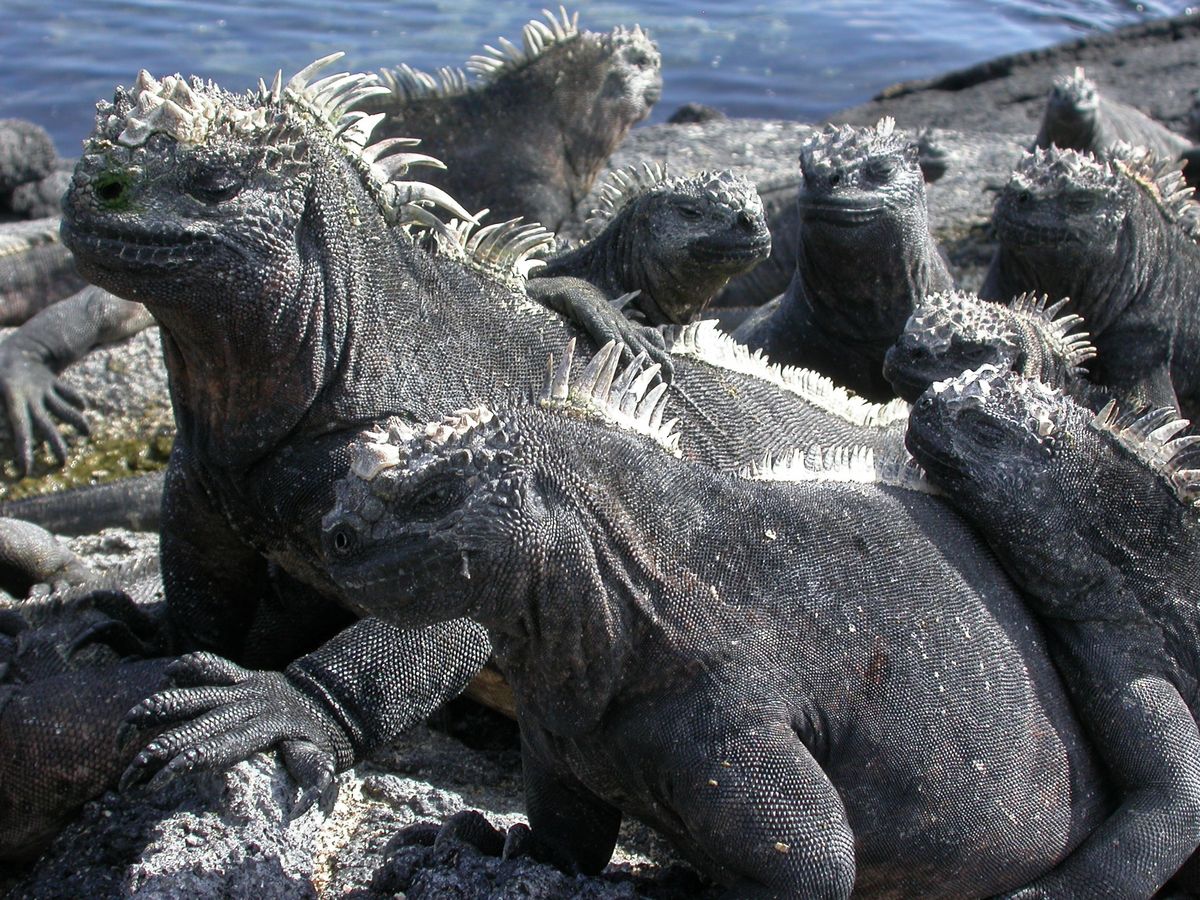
<box><xmin>1</xmin><ymin>1</ymin><xmax>1195</xmax><ymax>155</ymax></box>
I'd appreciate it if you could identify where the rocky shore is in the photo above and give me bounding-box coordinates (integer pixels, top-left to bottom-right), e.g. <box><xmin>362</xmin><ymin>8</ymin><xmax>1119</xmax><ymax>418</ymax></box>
<box><xmin>4</xmin><ymin>12</ymin><xmax>1200</xmax><ymax>898</ymax></box>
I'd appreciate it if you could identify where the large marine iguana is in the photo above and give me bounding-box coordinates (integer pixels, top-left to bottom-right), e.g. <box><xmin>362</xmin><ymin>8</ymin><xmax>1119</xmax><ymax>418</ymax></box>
<box><xmin>906</xmin><ymin>365</ymin><xmax>1200</xmax><ymax>898</ymax></box>
<box><xmin>317</xmin><ymin>341</ymin><xmax>1107</xmax><ymax>897</ymax></box>
<box><xmin>882</xmin><ymin>288</ymin><xmax>1108</xmax><ymax>408</ymax></box>
<box><xmin>981</xmin><ymin>143</ymin><xmax>1200</xmax><ymax>416</ymax></box>
<box><xmin>59</xmin><ymin>56</ymin><xmax>908</xmax><ymax>798</ymax></box>
<box><xmin>356</xmin><ymin>8</ymin><xmax>662</xmax><ymax>230</ymax></box>
<box><xmin>733</xmin><ymin>118</ymin><xmax>955</xmax><ymax>401</ymax></box>
<box><xmin>1035</xmin><ymin>66</ymin><xmax>1193</xmax><ymax>164</ymax></box>
<box><xmin>535</xmin><ymin>163</ymin><xmax>771</xmax><ymax>324</ymax></box>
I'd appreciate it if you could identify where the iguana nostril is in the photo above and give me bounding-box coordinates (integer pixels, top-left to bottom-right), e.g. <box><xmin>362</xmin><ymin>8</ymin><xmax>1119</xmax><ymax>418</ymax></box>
<box><xmin>94</xmin><ymin>171</ymin><xmax>131</xmax><ymax>207</ymax></box>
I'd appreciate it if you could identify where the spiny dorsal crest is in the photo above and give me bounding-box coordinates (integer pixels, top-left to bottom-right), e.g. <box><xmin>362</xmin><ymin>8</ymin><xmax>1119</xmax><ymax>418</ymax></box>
<box><xmin>666</xmin><ymin>321</ymin><xmax>910</xmax><ymax>428</ymax></box>
<box><xmin>743</xmin><ymin>443</ymin><xmax>939</xmax><ymax>494</ymax></box>
<box><xmin>429</xmin><ymin>215</ymin><xmax>555</xmax><ymax>287</ymax></box>
<box><xmin>1107</xmin><ymin>141</ymin><xmax>1200</xmax><ymax>240</ymax></box>
<box><xmin>1007</xmin><ymin>291</ymin><xmax>1096</xmax><ymax>369</ymax></box>
<box><xmin>1090</xmin><ymin>400</ymin><xmax>1200</xmax><ymax>507</ymax></box>
<box><xmin>1049</xmin><ymin>66</ymin><xmax>1098</xmax><ymax>109</ymax></box>
<box><xmin>377</xmin><ymin>63</ymin><xmax>470</xmax><ymax>102</ymax></box>
<box><xmin>99</xmin><ymin>54</ymin><xmax>477</xmax><ymax>232</ymax></box>
<box><xmin>584</xmin><ymin>161</ymin><xmax>670</xmax><ymax>237</ymax></box>
<box><xmin>541</xmin><ymin>338</ymin><xmax>681</xmax><ymax>456</ymax></box>
<box><xmin>799</xmin><ymin>116</ymin><xmax>915</xmax><ymax>181</ymax></box>
<box><xmin>467</xmin><ymin>7</ymin><xmax>582</xmax><ymax>80</ymax></box>
<box><xmin>1011</xmin><ymin>145</ymin><xmax>1120</xmax><ymax>196</ymax></box>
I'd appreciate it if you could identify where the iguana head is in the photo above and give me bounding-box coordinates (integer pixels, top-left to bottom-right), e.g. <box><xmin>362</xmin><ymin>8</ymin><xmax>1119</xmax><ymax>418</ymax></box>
<box><xmin>907</xmin><ymin>365</ymin><xmax>1199</xmax><ymax>602</ymax></box>
<box><xmin>883</xmin><ymin>290</ymin><xmax>1094</xmax><ymax>403</ymax></box>
<box><xmin>321</xmin><ymin>339</ymin><xmax>675</xmax><ymax>626</ymax></box>
<box><xmin>1036</xmin><ymin>67</ymin><xmax>1100</xmax><ymax>149</ymax></box>
<box><xmin>60</xmin><ymin>55</ymin><xmax>471</xmax><ymax>313</ymax></box>
<box><xmin>584</xmin><ymin>164</ymin><xmax>770</xmax><ymax>323</ymax></box>
<box><xmin>797</xmin><ymin>117</ymin><xmax>926</xmax><ymax>237</ymax></box>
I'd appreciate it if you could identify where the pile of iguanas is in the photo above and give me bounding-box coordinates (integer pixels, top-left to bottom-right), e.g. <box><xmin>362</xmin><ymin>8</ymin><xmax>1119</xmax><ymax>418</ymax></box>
<box><xmin>3</xmin><ymin>7</ymin><xmax>1200</xmax><ymax>897</ymax></box>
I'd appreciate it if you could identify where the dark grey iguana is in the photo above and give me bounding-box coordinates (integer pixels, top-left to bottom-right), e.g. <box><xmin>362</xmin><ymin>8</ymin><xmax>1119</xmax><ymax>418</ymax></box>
<box><xmin>733</xmin><ymin>117</ymin><xmax>955</xmax><ymax>401</ymax></box>
<box><xmin>355</xmin><ymin>8</ymin><xmax>662</xmax><ymax>230</ymax></box>
<box><xmin>882</xmin><ymin>288</ymin><xmax>1108</xmax><ymax>408</ymax></box>
<box><xmin>0</xmin><ymin>520</ymin><xmax>172</xmax><ymax>861</ymax></box>
<box><xmin>0</xmin><ymin>217</ymin><xmax>87</xmax><ymax>326</ymax></box>
<box><xmin>58</xmin><ymin>57</ymin><xmax>908</xmax><ymax>801</ymax></box>
<box><xmin>981</xmin><ymin>144</ymin><xmax>1200</xmax><ymax>417</ymax></box>
<box><xmin>0</xmin><ymin>120</ymin><xmax>57</xmax><ymax>201</ymax></box>
<box><xmin>905</xmin><ymin>365</ymin><xmax>1200</xmax><ymax>898</ymax></box>
<box><xmin>1035</xmin><ymin>66</ymin><xmax>1193</xmax><ymax>165</ymax></box>
<box><xmin>534</xmin><ymin>163</ymin><xmax>771</xmax><ymax>324</ymax></box>
<box><xmin>317</xmin><ymin>341</ymin><xmax>1108</xmax><ymax>897</ymax></box>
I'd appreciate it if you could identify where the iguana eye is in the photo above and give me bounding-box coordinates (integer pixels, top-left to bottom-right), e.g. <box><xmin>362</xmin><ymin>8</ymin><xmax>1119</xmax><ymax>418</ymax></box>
<box><xmin>187</xmin><ymin>165</ymin><xmax>244</xmax><ymax>204</ymax></box>
<box><xmin>863</xmin><ymin>157</ymin><xmax>898</xmax><ymax>182</ymax></box>
<box><xmin>675</xmin><ymin>203</ymin><xmax>703</xmax><ymax>221</ymax></box>
<box><xmin>412</xmin><ymin>477</ymin><xmax>467</xmax><ymax>518</ymax></box>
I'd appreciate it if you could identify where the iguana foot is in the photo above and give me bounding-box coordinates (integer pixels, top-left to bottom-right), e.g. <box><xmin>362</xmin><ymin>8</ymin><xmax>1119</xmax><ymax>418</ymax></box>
<box><xmin>0</xmin><ymin>339</ymin><xmax>89</xmax><ymax>475</ymax></box>
<box><xmin>0</xmin><ymin>517</ymin><xmax>94</xmax><ymax>596</ymax></box>
<box><xmin>392</xmin><ymin>810</ymin><xmax>530</xmax><ymax>860</ymax></box>
<box><xmin>118</xmin><ymin>651</ymin><xmax>349</xmax><ymax>812</ymax></box>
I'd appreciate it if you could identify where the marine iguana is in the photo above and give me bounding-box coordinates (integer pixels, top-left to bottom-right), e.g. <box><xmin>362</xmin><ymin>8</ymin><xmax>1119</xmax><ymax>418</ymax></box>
<box><xmin>59</xmin><ymin>57</ymin><xmax>908</xmax><ymax>797</ymax></box>
<box><xmin>882</xmin><ymin>289</ymin><xmax>1107</xmax><ymax>407</ymax></box>
<box><xmin>1035</xmin><ymin>66</ymin><xmax>1193</xmax><ymax>165</ymax></box>
<box><xmin>733</xmin><ymin>118</ymin><xmax>955</xmax><ymax>401</ymax></box>
<box><xmin>981</xmin><ymin>144</ymin><xmax>1200</xmax><ymax>416</ymax></box>
<box><xmin>534</xmin><ymin>163</ymin><xmax>771</xmax><ymax>324</ymax></box>
<box><xmin>0</xmin><ymin>528</ymin><xmax>172</xmax><ymax>862</ymax></box>
<box><xmin>0</xmin><ymin>217</ymin><xmax>86</xmax><ymax>326</ymax></box>
<box><xmin>0</xmin><ymin>119</ymin><xmax>57</xmax><ymax>200</ymax></box>
<box><xmin>356</xmin><ymin>8</ymin><xmax>662</xmax><ymax>230</ymax></box>
<box><xmin>318</xmin><ymin>341</ymin><xmax>1107</xmax><ymax>898</ymax></box>
<box><xmin>906</xmin><ymin>365</ymin><xmax>1200</xmax><ymax>898</ymax></box>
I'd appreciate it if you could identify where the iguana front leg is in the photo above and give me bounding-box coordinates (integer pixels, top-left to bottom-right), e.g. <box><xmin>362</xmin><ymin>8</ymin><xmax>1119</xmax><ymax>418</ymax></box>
<box><xmin>0</xmin><ymin>286</ymin><xmax>152</xmax><ymax>473</ymax></box>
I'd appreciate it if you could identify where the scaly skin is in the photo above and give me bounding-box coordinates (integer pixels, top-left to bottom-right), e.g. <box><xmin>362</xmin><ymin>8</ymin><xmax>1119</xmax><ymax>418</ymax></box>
<box><xmin>734</xmin><ymin>118</ymin><xmax>954</xmax><ymax>402</ymax></box>
<box><xmin>882</xmin><ymin>289</ymin><xmax>1109</xmax><ymax>408</ymax></box>
<box><xmin>318</xmin><ymin>344</ymin><xmax>1109</xmax><ymax>898</ymax></box>
<box><xmin>58</xmin><ymin>58</ymin><xmax>908</xmax><ymax>798</ymax></box>
<box><xmin>907</xmin><ymin>365</ymin><xmax>1200</xmax><ymax>897</ymax></box>
<box><xmin>1035</xmin><ymin>67</ymin><xmax>1192</xmax><ymax>163</ymax></box>
<box><xmin>536</xmin><ymin>165</ymin><xmax>771</xmax><ymax>324</ymax></box>
<box><xmin>981</xmin><ymin>144</ymin><xmax>1200</xmax><ymax>416</ymax></box>
<box><xmin>0</xmin><ymin>119</ymin><xmax>57</xmax><ymax>198</ymax></box>
<box><xmin>356</xmin><ymin>9</ymin><xmax>662</xmax><ymax>230</ymax></box>
<box><xmin>0</xmin><ymin>218</ymin><xmax>87</xmax><ymax>326</ymax></box>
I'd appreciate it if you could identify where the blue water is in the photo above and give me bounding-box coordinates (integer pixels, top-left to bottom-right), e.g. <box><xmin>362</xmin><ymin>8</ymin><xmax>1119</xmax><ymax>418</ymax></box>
<box><xmin>1</xmin><ymin>1</ymin><xmax>1195</xmax><ymax>155</ymax></box>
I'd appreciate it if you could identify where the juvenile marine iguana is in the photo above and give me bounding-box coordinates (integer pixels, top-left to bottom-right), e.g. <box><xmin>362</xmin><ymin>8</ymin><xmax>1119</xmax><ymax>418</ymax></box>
<box><xmin>0</xmin><ymin>218</ymin><xmax>86</xmax><ymax>326</ymax></box>
<box><xmin>882</xmin><ymin>289</ymin><xmax>1107</xmax><ymax>407</ymax></box>
<box><xmin>59</xmin><ymin>57</ymin><xmax>908</xmax><ymax>797</ymax></box>
<box><xmin>1035</xmin><ymin>67</ymin><xmax>1193</xmax><ymax>165</ymax></box>
<box><xmin>733</xmin><ymin>118</ymin><xmax>955</xmax><ymax>401</ymax></box>
<box><xmin>318</xmin><ymin>342</ymin><xmax>1107</xmax><ymax>898</ymax></box>
<box><xmin>534</xmin><ymin>163</ymin><xmax>771</xmax><ymax>324</ymax></box>
<box><xmin>906</xmin><ymin>365</ymin><xmax>1200</xmax><ymax>898</ymax></box>
<box><xmin>981</xmin><ymin>144</ymin><xmax>1200</xmax><ymax>416</ymax></box>
<box><xmin>356</xmin><ymin>8</ymin><xmax>662</xmax><ymax>230</ymax></box>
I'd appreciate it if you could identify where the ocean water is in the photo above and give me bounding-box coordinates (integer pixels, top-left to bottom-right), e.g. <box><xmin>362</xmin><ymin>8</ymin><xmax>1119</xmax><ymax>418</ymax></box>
<box><xmin>0</xmin><ymin>0</ymin><xmax>1195</xmax><ymax>155</ymax></box>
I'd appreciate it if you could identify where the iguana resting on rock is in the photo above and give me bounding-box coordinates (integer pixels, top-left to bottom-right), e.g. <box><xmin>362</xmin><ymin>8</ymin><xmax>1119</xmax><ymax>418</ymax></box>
<box><xmin>319</xmin><ymin>341</ymin><xmax>1108</xmax><ymax>898</ymax></box>
<box><xmin>0</xmin><ymin>218</ymin><xmax>86</xmax><ymax>326</ymax></box>
<box><xmin>59</xmin><ymin>57</ymin><xmax>908</xmax><ymax>800</ymax></box>
<box><xmin>0</xmin><ymin>120</ymin><xmax>57</xmax><ymax>200</ymax></box>
<box><xmin>982</xmin><ymin>144</ymin><xmax>1200</xmax><ymax>416</ymax></box>
<box><xmin>882</xmin><ymin>289</ymin><xmax>1107</xmax><ymax>408</ymax></box>
<box><xmin>0</xmin><ymin>519</ymin><xmax>172</xmax><ymax>861</ymax></box>
<box><xmin>906</xmin><ymin>365</ymin><xmax>1200</xmax><ymax>898</ymax></box>
<box><xmin>1035</xmin><ymin>66</ymin><xmax>1193</xmax><ymax>165</ymax></box>
<box><xmin>733</xmin><ymin>118</ymin><xmax>955</xmax><ymax>401</ymax></box>
<box><xmin>356</xmin><ymin>8</ymin><xmax>662</xmax><ymax>230</ymax></box>
<box><xmin>534</xmin><ymin>163</ymin><xmax>771</xmax><ymax>324</ymax></box>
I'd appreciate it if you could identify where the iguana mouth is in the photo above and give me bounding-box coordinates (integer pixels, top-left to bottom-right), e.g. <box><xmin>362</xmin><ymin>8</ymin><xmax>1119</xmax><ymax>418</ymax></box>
<box><xmin>904</xmin><ymin>426</ymin><xmax>964</xmax><ymax>482</ymax></box>
<box><xmin>798</xmin><ymin>197</ymin><xmax>886</xmax><ymax>225</ymax></box>
<box><xmin>993</xmin><ymin>211</ymin><xmax>1071</xmax><ymax>246</ymax></box>
<box><xmin>690</xmin><ymin>233</ymin><xmax>772</xmax><ymax>265</ymax></box>
<box><xmin>61</xmin><ymin>219</ymin><xmax>217</xmax><ymax>272</ymax></box>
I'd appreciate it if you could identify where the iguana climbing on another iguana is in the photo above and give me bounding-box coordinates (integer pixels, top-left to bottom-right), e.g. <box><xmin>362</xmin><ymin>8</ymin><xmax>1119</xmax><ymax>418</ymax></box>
<box><xmin>882</xmin><ymin>288</ymin><xmax>1108</xmax><ymax>408</ymax></box>
<box><xmin>981</xmin><ymin>143</ymin><xmax>1200</xmax><ymax>416</ymax></box>
<box><xmin>734</xmin><ymin>117</ymin><xmax>955</xmax><ymax>401</ymax></box>
<box><xmin>318</xmin><ymin>340</ymin><xmax>1108</xmax><ymax>898</ymax></box>
<box><xmin>534</xmin><ymin>163</ymin><xmax>771</xmax><ymax>324</ymax></box>
<box><xmin>906</xmin><ymin>365</ymin><xmax>1200</xmax><ymax>898</ymax></box>
<box><xmin>59</xmin><ymin>56</ymin><xmax>909</xmax><ymax>805</ymax></box>
<box><xmin>356</xmin><ymin>8</ymin><xmax>662</xmax><ymax>230</ymax></box>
